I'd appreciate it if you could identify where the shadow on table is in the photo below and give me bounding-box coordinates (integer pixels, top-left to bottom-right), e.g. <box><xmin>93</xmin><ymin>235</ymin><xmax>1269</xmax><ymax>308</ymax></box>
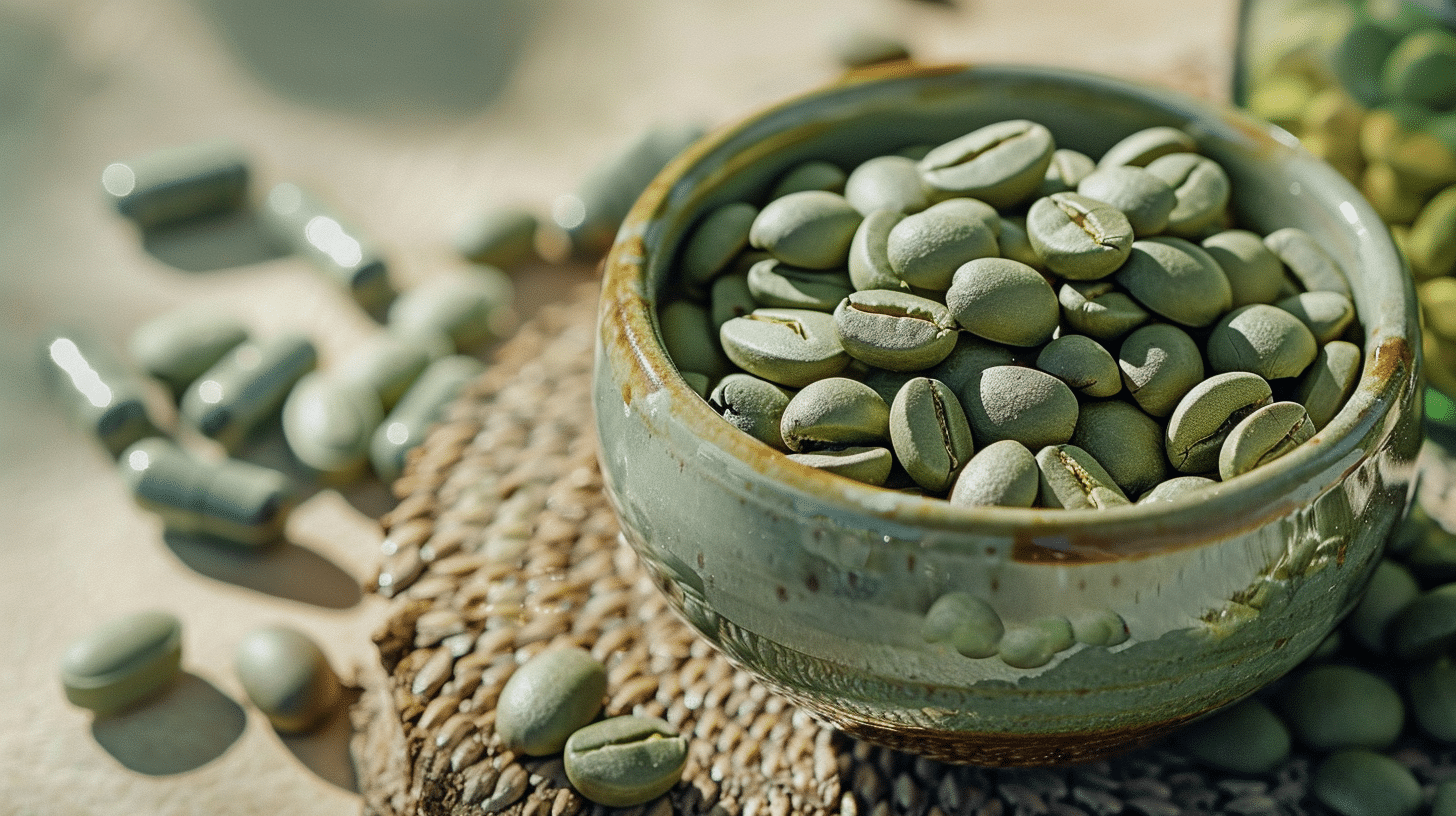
<box><xmin>140</xmin><ymin>209</ymin><xmax>285</xmax><ymax>273</ymax></box>
<box><xmin>90</xmin><ymin>672</ymin><xmax>247</xmax><ymax>775</ymax></box>
<box><xmin>277</xmin><ymin>686</ymin><xmax>363</xmax><ymax>792</ymax></box>
<box><xmin>164</xmin><ymin>530</ymin><xmax>363</xmax><ymax>609</ymax></box>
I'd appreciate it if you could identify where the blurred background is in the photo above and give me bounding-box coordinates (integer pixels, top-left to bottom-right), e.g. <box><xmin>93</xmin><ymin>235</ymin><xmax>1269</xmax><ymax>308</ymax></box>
<box><xmin>0</xmin><ymin>1</ymin><xmax>1237</xmax><ymax>812</ymax></box>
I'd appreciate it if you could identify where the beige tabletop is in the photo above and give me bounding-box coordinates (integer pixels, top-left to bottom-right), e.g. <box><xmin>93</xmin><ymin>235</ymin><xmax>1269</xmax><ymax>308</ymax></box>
<box><xmin>0</xmin><ymin>1</ymin><xmax>1237</xmax><ymax>813</ymax></box>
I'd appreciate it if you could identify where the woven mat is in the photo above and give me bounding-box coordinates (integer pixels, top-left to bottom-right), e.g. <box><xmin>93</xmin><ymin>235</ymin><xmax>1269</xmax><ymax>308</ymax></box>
<box><xmin>350</xmin><ymin>281</ymin><xmax>1451</xmax><ymax>816</ymax></box>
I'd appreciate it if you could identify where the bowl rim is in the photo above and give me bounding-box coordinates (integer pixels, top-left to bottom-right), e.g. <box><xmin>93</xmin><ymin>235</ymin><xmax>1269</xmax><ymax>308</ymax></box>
<box><xmin>597</xmin><ymin>62</ymin><xmax>1420</xmax><ymax>559</ymax></box>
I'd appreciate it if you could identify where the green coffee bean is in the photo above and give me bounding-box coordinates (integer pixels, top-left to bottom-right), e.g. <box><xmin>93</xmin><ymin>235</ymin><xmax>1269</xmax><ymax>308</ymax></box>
<box><xmin>1076</xmin><ymin>165</ymin><xmax>1177</xmax><ymax>236</ymax></box>
<box><xmin>1137</xmin><ymin>475</ymin><xmax>1215</xmax><ymax>504</ymax></box>
<box><xmin>1118</xmin><ymin>323</ymin><xmax>1205</xmax><ymax>417</ymax></box>
<box><xmin>1201</xmin><ymin>229</ymin><xmax>1286</xmax><ymax>307</ymax></box>
<box><xmin>1382</xmin><ymin>28</ymin><xmax>1456</xmax><ymax>110</ymax></box>
<box><xmin>918</xmin><ymin>119</ymin><xmax>1056</xmax><ymax>208</ymax></box>
<box><xmin>1207</xmin><ymin>303</ymin><xmax>1318</xmax><ymax>380</ymax></box>
<box><xmin>922</xmin><ymin>592</ymin><xmax>1004</xmax><ymax>657</ymax></box>
<box><xmin>1278</xmin><ymin>664</ymin><xmax>1404</xmax><ymax>751</ymax></box>
<box><xmin>568</xmin><ymin>123</ymin><xmax>706</xmax><ymax>256</ymax></box>
<box><xmin>1408</xmin><ymin>185</ymin><xmax>1456</xmax><ymax>278</ymax></box>
<box><xmin>1036</xmin><ymin>148</ymin><xmax>1096</xmax><ymax>196</ymax></box>
<box><xmin>928</xmin><ymin>334</ymin><xmax>1019</xmax><ymax>398</ymax></box>
<box><xmin>119</xmin><ymin>437</ymin><xmax>293</xmax><ymax>547</ymax></box>
<box><xmin>101</xmin><ymin>138</ymin><xmax>248</xmax><ymax>229</ymax></box>
<box><xmin>1299</xmin><ymin>340</ymin><xmax>1361</xmax><ymax>429</ymax></box>
<box><xmin>496</xmin><ymin>646</ymin><xmax>607</xmax><ymax>756</ymax></box>
<box><xmin>261</xmin><ymin>183</ymin><xmax>397</xmax><ymax>316</ymax></box>
<box><xmin>1058</xmin><ymin>281</ymin><xmax>1150</xmax><ymax>340</ymax></box>
<box><xmin>889</xmin><ymin>377</ymin><xmax>974</xmax><ymax>493</ymax></box>
<box><xmin>718</xmin><ymin>308</ymin><xmax>849</xmax><ymax>388</ymax></box>
<box><xmin>681</xmin><ymin>202</ymin><xmax>758</xmax><ymax>289</ymax></box>
<box><xmin>334</xmin><ymin>332</ymin><xmax>444</xmax><ymax>411</ymax></box>
<box><xmin>181</xmin><ymin>333</ymin><xmax>318</xmax><ymax>451</ymax></box>
<box><xmin>1174</xmin><ymin>699</ymin><xmax>1290</xmax><ymax>775</ymax></box>
<box><xmin>832</xmin><ymin>289</ymin><xmax>958</xmax><ymax>371</ymax></box>
<box><xmin>995</xmin><ymin>217</ymin><xmax>1044</xmax><ymax>270</ymax></box>
<box><xmin>1218</xmin><ymin>401</ymin><xmax>1316</xmax><ymax>480</ymax></box>
<box><xmin>1024</xmin><ymin>192</ymin><xmax>1134</xmax><ymax>280</ymax></box>
<box><xmin>1409</xmin><ymin>655</ymin><xmax>1456</xmax><ymax>742</ymax></box>
<box><xmin>1036</xmin><ymin>444</ymin><xmax>1130</xmax><ymax>510</ymax></box>
<box><xmin>661</xmin><ymin>300</ymin><xmax>733</xmax><ymax>382</ymax></box>
<box><xmin>708</xmin><ymin>374</ymin><xmax>792</xmax><ymax>451</ymax></box>
<box><xmin>563</xmin><ymin>715</ymin><xmax>688</xmax><ymax>807</ymax></box>
<box><xmin>886</xmin><ymin>198</ymin><xmax>1000</xmax><ymax>291</ymax></box>
<box><xmin>945</xmin><ymin>257</ymin><xmax>1058</xmax><ymax>347</ymax></box>
<box><xmin>1037</xmin><ymin>335</ymin><xmax>1121</xmax><ymax>398</ymax></box>
<box><xmin>768</xmin><ymin>160</ymin><xmax>847</xmax><ymax>200</ymax></box>
<box><xmin>1097</xmin><ymin>126</ymin><xmax>1198</xmax><ymax>169</ymax></box>
<box><xmin>1144</xmin><ymin>152</ymin><xmax>1231</xmax><ymax>238</ymax></box>
<box><xmin>128</xmin><ymin>308</ymin><xmax>248</xmax><ymax>399</ymax></box>
<box><xmin>780</xmin><ymin>377</ymin><xmax>889</xmax><ymax>452</ymax></box>
<box><xmin>964</xmin><ymin>366</ymin><xmax>1079</xmax><ymax>449</ymax></box>
<box><xmin>1069</xmin><ymin>609</ymin><xmax>1129</xmax><ymax>647</ymax></box>
<box><xmin>749</xmin><ymin>190</ymin><xmax>862</xmax><ymax>270</ymax></box>
<box><xmin>1346</xmin><ymin>559</ymin><xmax>1420</xmax><ymax>654</ymax></box>
<box><xmin>234</xmin><ymin>625</ymin><xmax>342</xmax><ymax>733</ymax></box>
<box><xmin>61</xmin><ymin>610</ymin><xmax>182</xmax><ymax>715</ymax></box>
<box><xmin>282</xmin><ymin>373</ymin><xmax>382</xmax><ymax>482</ymax></box>
<box><xmin>1389</xmin><ymin>583</ymin><xmax>1456</xmax><ymax>661</ymax></box>
<box><xmin>1334</xmin><ymin>11</ymin><xmax>1417</xmax><ymax>106</ymax></box>
<box><xmin>948</xmin><ymin>439</ymin><xmax>1039</xmax><ymax>508</ymax></box>
<box><xmin>997</xmin><ymin>616</ymin><xmax>1075</xmax><ymax>669</ymax></box>
<box><xmin>1165</xmin><ymin>371</ymin><xmax>1274</xmax><ymax>474</ymax></box>
<box><xmin>1279</xmin><ymin>291</ymin><xmax>1357</xmax><ymax>346</ymax></box>
<box><xmin>453</xmin><ymin>206</ymin><xmax>538</xmax><ymax>269</ymax></box>
<box><xmin>1264</xmin><ymin>226</ymin><xmax>1352</xmax><ymax>298</ymax></box>
<box><xmin>1247</xmin><ymin>77</ymin><xmax>1314</xmax><ymax>135</ymax></box>
<box><xmin>844</xmin><ymin>155</ymin><xmax>930</xmax><ymax>215</ymax></box>
<box><xmin>1362</xmin><ymin>162</ymin><xmax>1429</xmax><ymax>225</ymax></box>
<box><xmin>370</xmin><ymin>355</ymin><xmax>486</xmax><ymax>483</ymax></box>
<box><xmin>388</xmin><ymin>267</ymin><xmax>516</xmax><ymax>351</ymax></box>
<box><xmin>1071</xmin><ymin>400</ymin><xmax>1167</xmax><ymax>498</ymax></box>
<box><xmin>45</xmin><ymin>331</ymin><xmax>165</xmax><ymax>458</ymax></box>
<box><xmin>786</xmin><ymin>446</ymin><xmax>892</xmax><ymax>485</ymax></box>
<box><xmin>857</xmin><ymin>367</ymin><xmax>917</xmax><ymax>406</ymax></box>
<box><xmin>1114</xmin><ymin>237</ymin><xmax>1233</xmax><ymax>327</ymax></box>
<box><xmin>847</xmin><ymin>209</ymin><xmax>910</xmax><ymax>292</ymax></box>
<box><xmin>745</xmin><ymin>258</ymin><xmax>853</xmax><ymax>311</ymax></box>
<box><xmin>709</xmin><ymin>272</ymin><xmax>757</xmax><ymax>331</ymax></box>
<box><xmin>1312</xmin><ymin>749</ymin><xmax>1421</xmax><ymax>816</ymax></box>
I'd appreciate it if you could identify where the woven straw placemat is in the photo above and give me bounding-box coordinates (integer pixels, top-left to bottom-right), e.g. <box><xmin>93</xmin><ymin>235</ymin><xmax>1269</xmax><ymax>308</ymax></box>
<box><xmin>351</xmin><ymin>281</ymin><xmax>1454</xmax><ymax>816</ymax></box>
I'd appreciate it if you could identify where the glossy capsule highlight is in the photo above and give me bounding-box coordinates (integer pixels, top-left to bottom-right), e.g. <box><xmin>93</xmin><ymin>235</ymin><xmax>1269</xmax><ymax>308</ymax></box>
<box><xmin>261</xmin><ymin>182</ymin><xmax>397</xmax><ymax>317</ymax></box>
<box><xmin>370</xmin><ymin>355</ymin><xmax>485</xmax><ymax>483</ymax></box>
<box><xmin>181</xmin><ymin>333</ymin><xmax>317</xmax><ymax>451</ymax></box>
<box><xmin>101</xmin><ymin>138</ymin><xmax>249</xmax><ymax>229</ymax></box>
<box><xmin>44</xmin><ymin>331</ymin><xmax>165</xmax><ymax>457</ymax></box>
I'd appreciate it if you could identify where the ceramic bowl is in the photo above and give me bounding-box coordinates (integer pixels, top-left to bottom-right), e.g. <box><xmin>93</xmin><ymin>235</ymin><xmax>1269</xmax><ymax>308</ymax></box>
<box><xmin>592</xmin><ymin>64</ymin><xmax>1422</xmax><ymax>765</ymax></box>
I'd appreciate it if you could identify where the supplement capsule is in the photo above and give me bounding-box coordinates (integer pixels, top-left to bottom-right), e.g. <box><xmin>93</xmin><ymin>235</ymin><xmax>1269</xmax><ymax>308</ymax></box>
<box><xmin>260</xmin><ymin>182</ymin><xmax>397</xmax><ymax>317</ymax></box>
<box><xmin>128</xmin><ymin>307</ymin><xmax>248</xmax><ymax>399</ymax></box>
<box><xmin>453</xmin><ymin>206</ymin><xmax>539</xmax><ymax>269</ymax></box>
<box><xmin>370</xmin><ymin>355</ymin><xmax>486</xmax><ymax>482</ymax></box>
<box><xmin>181</xmin><ymin>333</ymin><xmax>317</xmax><ymax>451</ymax></box>
<box><xmin>61</xmin><ymin>610</ymin><xmax>183</xmax><ymax>715</ymax></box>
<box><xmin>234</xmin><ymin>625</ymin><xmax>342</xmax><ymax>733</ymax></box>
<box><xmin>44</xmin><ymin>330</ymin><xmax>166</xmax><ymax>457</ymax></box>
<box><xmin>387</xmin><ymin>267</ymin><xmax>515</xmax><ymax>352</ymax></box>
<box><xmin>334</xmin><ymin>331</ymin><xmax>448</xmax><ymax>411</ymax></box>
<box><xmin>101</xmin><ymin>138</ymin><xmax>248</xmax><ymax>229</ymax></box>
<box><xmin>563</xmin><ymin>122</ymin><xmax>706</xmax><ymax>257</ymax></box>
<box><xmin>119</xmin><ymin>437</ymin><xmax>294</xmax><ymax>547</ymax></box>
<box><xmin>281</xmin><ymin>372</ymin><xmax>382</xmax><ymax>483</ymax></box>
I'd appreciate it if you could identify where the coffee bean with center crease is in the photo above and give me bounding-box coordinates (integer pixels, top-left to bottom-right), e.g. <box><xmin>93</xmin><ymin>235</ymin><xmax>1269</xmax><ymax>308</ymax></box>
<box><xmin>563</xmin><ymin>715</ymin><xmax>689</xmax><ymax>807</ymax></box>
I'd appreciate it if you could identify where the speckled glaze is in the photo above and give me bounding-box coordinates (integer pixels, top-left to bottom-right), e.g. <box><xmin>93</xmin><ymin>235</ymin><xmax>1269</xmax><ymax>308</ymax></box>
<box><xmin>592</xmin><ymin>64</ymin><xmax>1422</xmax><ymax>765</ymax></box>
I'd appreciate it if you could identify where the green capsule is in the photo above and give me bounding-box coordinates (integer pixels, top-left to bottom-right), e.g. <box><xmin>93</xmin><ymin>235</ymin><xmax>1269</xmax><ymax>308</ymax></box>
<box><xmin>44</xmin><ymin>331</ymin><xmax>166</xmax><ymax>458</ymax></box>
<box><xmin>334</xmin><ymin>331</ymin><xmax>447</xmax><ymax>411</ymax></box>
<box><xmin>128</xmin><ymin>307</ymin><xmax>248</xmax><ymax>399</ymax></box>
<box><xmin>452</xmin><ymin>206</ymin><xmax>539</xmax><ymax>269</ymax></box>
<box><xmin>387</xmin><ymin>267</ymin><xmax>516</xmax><ymax>352</ymax></box>
<box><xmin>261</xmin><ymin>183</ymin><xmax>397</xmax><ymax>317</ymax></box>
<box><xmin>566</xmin><ymin>122</ymin><xmax>706</xmax><ymax>257</ymax></box>
<box><xmin>101</xmin><ymin>138</ymin><xmax>248</xmax><ymax>229</ymax></box>
<box><xmin>370</xmin><ymin>355</ymin><xmax>485</xmax><ymax>483</ymax></box>
<box><xmin>61</xmin><ymin>610</ymin><xmax>183</xmax><ymax>715</ymax></box>
<box><xmin>181</xmin><ymin>333</ymin><xmax>318</xmax><ymax>451</ymax></box>
<box><xmin>119</xmin><ymin>438</ymin><xmax>293</xmax><ymax>547</ymax></box>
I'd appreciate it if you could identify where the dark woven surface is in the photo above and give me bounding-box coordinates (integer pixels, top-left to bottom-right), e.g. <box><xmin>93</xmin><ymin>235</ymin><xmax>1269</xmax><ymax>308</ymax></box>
<box><xmin>350</xmin><ymin>282</ymin><xmax>1456</xmax><ymax>816</ymax></box>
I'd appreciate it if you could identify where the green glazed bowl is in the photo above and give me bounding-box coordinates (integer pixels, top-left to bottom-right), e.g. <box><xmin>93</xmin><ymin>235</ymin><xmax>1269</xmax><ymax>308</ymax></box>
<box><xmin>593</xmin><ymin>64</ymin><xmax>1422</xmax><ymax>765</ymax></box>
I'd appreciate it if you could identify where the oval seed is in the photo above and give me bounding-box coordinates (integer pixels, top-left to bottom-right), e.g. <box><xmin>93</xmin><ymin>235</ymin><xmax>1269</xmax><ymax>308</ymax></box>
<box><xmin>1058</xmin><ymin>281</ymin><xmax>1149</xmax><ymax>340</ymax></box>
<box><xmin>1201</xmin><ymin>229</ymin><xmax>1286</xmax><ymax>307</ymax></box>
<box><xmin>1382</xmin><ymin>27</ymin><xmax>1456</xmax><ymax>109</ymax></box>
<box><xmin>1036</xmin><ymin>444</ymin><xmax>1130</xmax><ymax>510</ymax></box>
<box><xmin>1036</xmin><ymin>148</ymin><xmax>1096</xmax><ymax>196</ymax></box>
<box><xmin>1137</xmin><ymin>475</ymin><xmax>1216</xmax><ymax>504</ymax></box>
<box><xmin>718</xmin><ymin>308</ymin><xmax>849</xmax><ymax>388</ymax></box>
<box><xmin>101</xmin><ymin>138</ymin><xmax>248</xmax><ymax>229</ymax></box>
<box><xmin>1037</xmin><ymin>335</ymin><xmax>1121</xmax><ymax>398</ymax></box>
<box><xmin>261</xmin><ymin>183</ymin><xmax>396</xmax><ymax>316</ymax></box>
<box><xmin>282</xmin><ymin>372</ymin><xmax>383</xmax><ymax>482</ymax></box>
<box><xmin>786</xmin><ymin>446</ymin><xmax>892</xmax><ymax>485</ymax></box>
<box><xmin>1264</xmin><ymin>227</ymin><xmax>1351</xmax><ymax>298</ymax></box>
<box><xmin>1174</xmin><ymin>699</ymin><xmax>1290</xmax><ymax>775</ymax></box>
<box><xmin>1298</xmin><ymin>340</ymin><xmax>1362</xmax><ymax>430</ymax></box>
<box><xmin>1025</xmin><ymin>192</ymin><xmax>1134</xmax><ymax>280</ymax></box>
<box><xmin>1165</xmin><ymin>371</ymin><xmax>1274</xmax><ymax>474</ymax></box>
<box><xmin>921</xmin><ymin>592</ymin><xmax>1004</xmax><ymax>658</ymax></box>
<box><xmin>996</xmin><ymin>217</ymin><xmax>1044</xmax><ymax>270</ymax></box>
<box><xmin>1076</xmin><ymin>165</ymin><xmax>1177</xmax><ymax>236</ymax></box>
<box><xmin>1389</xmin><ymin>583</ymin><xmax>1456</xmax><ymax>661</ymax></box>
<box><xmin>889</xmin><ymin>377</ymin><xmax>974</xmax><ymax>493</ymax></box>
<box><xmin>1346</xmin><ymin>559</ymin><xmax>1420</xmax><ymax>654</ymax></box>
<box><xmin>1069</xmin><ymin>609</ymin><xmax>1129</xmax><ymax>647</ymax></box>
<box><xmin>1408</xmin><ymin>186</ymin><xmax>1456</xmax><ymax>279</ymax></box>
<box><xmin>745</xmin><ymin>258</ymin><xmax>853</xmax><ymax>311</ymax></box>
<box><xmin>1276</xmin><ymin>290</ymin><xmax>1356</xmax><ymax>344</ymax></box>
<box><xmin>965</xmin><ymin>366</ymin><xmax>1079</xmax><ymax>449</ymax></box>
<box><xmin>886</xmin><ymin>198</ymin><xmax>1000</xmax><ymax>291</ymax></box>
<box><xmin>120</xmin><ymin>437</ymin><xmax>294</xmax><ymax>547</ymax></box>
<box><xmin>1206</xmin><ymin>303</ymin><xmax>1318</xmax><ymax>380</ymax></box>
<box><xmin>1409</xmin><ymin>655</ymin><xmax>1456</xmax><ymax>742</ymax></box>
<box><xmin>708</xmin><ymin>374</ymin><xmax>792</xmax><ymax>451</ymax></box>
<box><xmin>61</xmin><ymin>610</ymin><xmax>182</xmax><ymax>714</ymax></box>
<box><xmin>918</xmin><ymin>119</ymin><xmax>1056</xmax><ymax>208</ymax></box>
<box><xmin>1312</xmin><ymin>749</ymin><xmax>1421</xmax><ymax>816</ymax></box>
<box><xmin>661</xmin><ymin>299</ymin><xmax>733</xmax><ymax>381</ymax></box>
<box><xmin>844</xmin><ymin>155</ymin><xmax>929</xmax><ymax>215</ymax></box>
<box><xmin>234</xmin><ymin>625</ymin><xmax>342</xmax><ymax>733</ymax></box>
<box><xmin>681</xmin><ymin>202</ymin><xmax>758</xmax><ymax>288</ymax></box>
<box><xmin>1277</xmin><ymin>665</ymin><xmax>1404</xmax><ymax>751</ymax></box>
<box><xmin>1072</xmin><ymin>400</ymin><xmax>1167</xmax><ymax>498</ymax></box>
<box><xmin>388</xmin><ymin>267</ymin><xmax>516</xmax><ymax>351</ymax></box>
<box><xmin>1144</xmin><ymin>152</ymin><xmax>1231</xmax><ymax>238</ymax></box>
<box><xmin>496</xmin><ymin>646</ymin><xmax>607</xmax><ymax>756</ymax></box>
<box><xmin>370</xmin><ymin>355</ymin><xmax>486</xmax><ymax>483</ymax></box>
<box><xmin>749</xmin><ymin>190</ymin><xmax>862</xmax><ymax>270</ymax></box>
<box><xmin>181</xmin><ymin>333</ymin><xmax>318</xmax><ymax>451</ymax></box>
<box><xmin>128</xmin><ymin>307</ymin><xmax>248</xmax><ymax>398</ymax></box>
<box><xmin>929</xmin><ymin>334</ymin><xmax>1019</xmax><ymax>399</ymax></box>
<box><xmin>948</xmin><ymin>439</ymin><xmax>1039</xmax><ymax>509</ymax></box>
<box><xmin>1118</xmin><ymin>323</ymin><xmax>1205</xmax><ymax>417</ymax></box>
<box><xmin>768</xmin><ymin>160</ymin><xmax>847</xmax><ymax>200</ymax></box>
<box><xmin>945</xmin><ymin>257</ymin><xmax>1058</xmax><ymax>347</ymax></box>
<box><xmin>997</xmin><ymin>616</ymin><xmax>1075</xmax><ymax>669</ymax></box>
<box><xmin>1113</xmin><ymin>237</ymin><xmax>1233</xmax><ymax>328</ymax></box>
<box><xmin>1218</xmin><ymin>401</ymin><xmax>1316</xmax><ymax>481</ymax></box>
<box><xmin>1097</xmin><ymin>126</ymin><xmax>1198</xmax><ymax>169</ymax></box>
<box><xmin>563</xmin><ymin>715</ymin><xmax>688</xmax><ymax>807</ymax></box>
<box><xmin>832</xmin><ymin>289</ymin><xmax>958</xmax><ymax>371</ymax></box>
<box><xmin>847</xmin><ymin>209</ymin><xmax>909</xmax><ymax>292</ymax></box>
<box><xmin>709</xmin><ymin>272</ymin><xmax>757</xmax><ymax>332</ymax></box>
<box><xmin>453</xmin><ymin>206</ymin><xmax>538</xmax><ymax>269</ymax></box>
<box><xmin>779</xmin><ymin>377</ymin><xmax>889</xmax><ymax>453</ymax></box>
<box><xmin>45</xmin><ymin>331</ymin><xmax>165</xmax><ymax>458</ymax></box>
